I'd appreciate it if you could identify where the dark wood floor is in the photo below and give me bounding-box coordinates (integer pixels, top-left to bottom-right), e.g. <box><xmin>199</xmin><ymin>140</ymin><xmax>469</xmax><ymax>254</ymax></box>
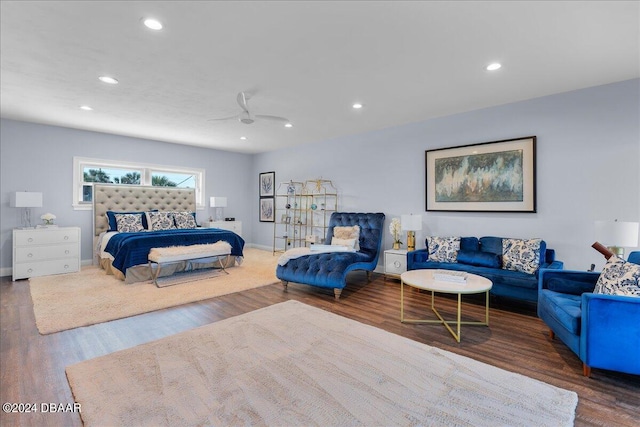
<box><xmin>1</xmin><ymin>272</ymin><xmax>639</xmax><ymax>427</ymax></box>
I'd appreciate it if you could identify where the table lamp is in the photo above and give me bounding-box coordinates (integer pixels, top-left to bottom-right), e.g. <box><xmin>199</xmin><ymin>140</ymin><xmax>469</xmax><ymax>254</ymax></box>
<box><xmin>11</xmin><ymin>191</ymin><xmax>43</xmax><ymax>228</ymax></box>
<box><xmin>401</xmin><ymin>214</ymin><xmax>422</xmax><ymax>251</ymax></box>
<box><xmin>594</xmin><ymin>219</ymin><xmax>639</xmax><ymax>259</ymax></box>
<box><xmin>210</xmin><ymin>197</ymin><xmax>227</xmax><ymax>222</ymax></box>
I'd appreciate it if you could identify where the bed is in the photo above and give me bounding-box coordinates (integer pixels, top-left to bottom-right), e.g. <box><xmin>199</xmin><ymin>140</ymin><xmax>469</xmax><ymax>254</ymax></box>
<box><xmin>93</xmin><ymin>184</ymin><xmax>244</xmax><ymax>283</ymax></box>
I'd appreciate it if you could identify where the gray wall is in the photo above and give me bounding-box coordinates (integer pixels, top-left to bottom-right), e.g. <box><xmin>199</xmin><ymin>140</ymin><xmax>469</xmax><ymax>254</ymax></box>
<box><xmin>0</xmin><ymin>120</ymin><xmax>253</xmax><ymax>273</ymax></box>
<box><xmin>2</xmin><ymin>79</ymin><xmax>638</xmax><ymax>275</ymax></box>
<box><xmin>252</xmin><ymin>79</ymin><xmax>640</xmax><ymax>271</ymax></box>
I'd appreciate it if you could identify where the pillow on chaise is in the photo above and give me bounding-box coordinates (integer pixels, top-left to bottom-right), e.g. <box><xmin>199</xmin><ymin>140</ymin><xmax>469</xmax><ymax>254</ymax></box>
<box><xmin>331</xmin><ymin>237</ymin><xmax>357</xmax><ymax>250</ymax></box>
<box><xmin>333</xmin><ymin>225</ymin><xmax>361</xmax><ymax>251</ymax></box>
<box><xmin>594</xmin><ymin>256</ymin><xmax>640</xmax><ymax>297</ymax></box>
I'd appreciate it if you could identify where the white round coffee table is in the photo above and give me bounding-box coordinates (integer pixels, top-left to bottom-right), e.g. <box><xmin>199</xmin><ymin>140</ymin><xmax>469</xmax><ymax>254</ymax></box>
<box><xmin>400</xmin><ymin>269</ymin><xmax>493</xmax><ymax>342</ymax></box>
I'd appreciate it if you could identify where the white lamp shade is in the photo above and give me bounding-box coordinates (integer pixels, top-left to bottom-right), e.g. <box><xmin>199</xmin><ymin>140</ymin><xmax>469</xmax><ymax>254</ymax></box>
<box><xmin>595</xmin><ymin>220</ymin><xmax>640</xmax><ymax>247</ymax></box>
<box><xmin>401</xmin><ymin>214</ymin><xmax>422</xmax><ymax>231</ymax></box>
<box><xmin>10</xmin><ymin>191</ymin><xmax>43</xmax><ymax>208</ymax></box>
<box><xmin>210</xmin><ymin>197</ymin><xmax>227</xmax><ymax>208</ymax></box>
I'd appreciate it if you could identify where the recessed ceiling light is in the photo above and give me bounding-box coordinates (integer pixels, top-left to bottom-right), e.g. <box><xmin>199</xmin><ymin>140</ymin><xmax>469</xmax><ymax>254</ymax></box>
<box><xmin>240</xmin><ymin>136</ymin><xmax>247</xmax><ymax>140</ymax></box>
<box><xmin>486</xmin><ymin>63</ymin><xmax>502</xmax><ymax>71</ymax></box>
<box><xmin>284</xmin><ymin>123</ymin><xmax>293</xmax><ymax>128</ymax></box>
<box><xmin>80</xmin><ymin>105</ymin><xmax>93</xmax><ymax>111</ymax></box>
<box><xmin>352</xmin><ymin>103</ymin><xmax>363</xmax><ymax>109</ymax></box>
<box><xmin>98</xmin><ymin>76</ymin><xmax>119</xmax><ymax>84</ymax></box>
<box><xmin>143</xmin><ymin>18</ymin><xmax>163</xmax><ymax>30</ymax></box>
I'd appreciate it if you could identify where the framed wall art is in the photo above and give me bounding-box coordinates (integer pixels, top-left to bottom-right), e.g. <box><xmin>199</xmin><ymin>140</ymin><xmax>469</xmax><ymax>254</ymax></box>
<box><xmin>259</xmin><ymin>197</ymin><xmax>275</xmax><ymax>222</ymax></box>
<box><xmin>259</xmin><ymin>171</ymin><xmax>275</xmax><ymax>197</ymax></box>
<box><xmin>425</xmin><ymin>136</ymin><xmax>536</xmax><ymax>212</ymax></box>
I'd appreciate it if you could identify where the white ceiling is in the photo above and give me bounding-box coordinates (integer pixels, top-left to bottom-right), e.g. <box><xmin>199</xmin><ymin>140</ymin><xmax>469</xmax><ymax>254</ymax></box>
<box><xmin>1</xmin><ymin>1</ymin><xmax>638</xmax><ymax>154</ymax></box>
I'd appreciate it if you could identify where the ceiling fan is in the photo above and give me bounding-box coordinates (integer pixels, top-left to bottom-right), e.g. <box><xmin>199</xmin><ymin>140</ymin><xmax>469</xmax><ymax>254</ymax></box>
<box><xmin>209</xmin><ymin>92</ymin><xmax>290</xmax><ymax>125</ymax></box>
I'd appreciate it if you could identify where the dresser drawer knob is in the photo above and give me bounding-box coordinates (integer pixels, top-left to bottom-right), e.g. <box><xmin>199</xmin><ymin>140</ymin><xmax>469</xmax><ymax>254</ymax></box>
<box><xmin>27</xmin><ymin>253</ymin><xmax>33</xmax><ymax>258</ymax></box>
<box><xmin>394</xmin><ymin>261</ymin><xmax>401</xmax><ymax>268</ymax></box>
<box><xmin>27</xmin><ymin>268</ymin><xmax>33</xmax><ymax>273</ymax></box>
<box><xmin>64</xmin><ymin>265</ymin><xmax>69</xmax><ymax>269</ymax></box>
<box><xmin>65</xmin><ymin>250</ymin><xmax>70</xmax><ymax>254</ymax></box>
<box><xmin>28</xmin><ymin>238</ymin><xmax>33</xmax><ymax>242</ymax></box>
<box><xmin>64</xmin><ymin>236</ymin><xmax>69</xmax><ymax>240</ymax></box>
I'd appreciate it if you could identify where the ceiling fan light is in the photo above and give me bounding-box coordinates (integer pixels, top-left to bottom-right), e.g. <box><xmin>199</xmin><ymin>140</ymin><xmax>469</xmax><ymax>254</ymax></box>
<box><xmin>80</xmin><ymin>105</ymin><xmax>93</xmax><ymax>111</ymax></box>
<box><xmin>284</xmin><ymin>123</ymin><xmax>293</xmax><ymax>128</ymax></box>
<box><xmin>486</xmin><ymin>63</ymin><xmax>502</xmax><ymax>71</ymax></box>
<box><xmin>98</xmin><ymin>76</ymin><xmax>118</xmax><ymax>84</ymax></box>
<box><xmin>240</xmin><ymin>136</ymin><xmax>247</xmax><ymax>140</ymax></box>
<box><xmin>352</xmin><ymin>103</ymin><xmax>363</xmax><ymax>109</ymax></box>
<box><xmin>143</xmin><ymin>18</ymin><xmax>163</xmax><ymax>30</ymax></box>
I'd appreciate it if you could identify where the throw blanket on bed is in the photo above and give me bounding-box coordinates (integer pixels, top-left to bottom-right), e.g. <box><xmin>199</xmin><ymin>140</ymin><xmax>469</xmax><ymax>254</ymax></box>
<box><xmin>105</xmin><ymin>229</ymin><xmax>244</xmax><ymax>274</ymax></box>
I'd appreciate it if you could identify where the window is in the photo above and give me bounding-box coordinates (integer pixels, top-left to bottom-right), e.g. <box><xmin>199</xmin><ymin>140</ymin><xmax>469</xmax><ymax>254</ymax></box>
<box><xmin>73</xmin><ymin>157</ymin><xmax>205</xmax><ymax>210</ymax></box>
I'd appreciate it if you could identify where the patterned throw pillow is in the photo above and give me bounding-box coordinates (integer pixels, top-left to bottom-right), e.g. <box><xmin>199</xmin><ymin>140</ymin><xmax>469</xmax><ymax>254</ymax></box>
<box><xmin>114</xmin><ymin>213</ymin><xmax>145</xmax><ymax>233</ymax></box>
<box><xmin>502</xmin><ymin>238</ymin><xmax>542</xmax><ymax>274</ymax></box>
<box><xmin>173</xmin><ymin>212</ymin><xmax>197</xmax><ymax>229</ymax></box>
<box><xmin>146</xmin><ymin>211</ymin><xmax>176</xmax><ymax>231</ymax></box>
<box><xmin>594</xmin><ymin>256</ymin><xmax>640</xmax><ymax>297</ymax></box>
<box><xmin>333</xmin><ymin>225</ymin><xmax>360</xmax><ymax>251</ymax></box>
<box><xmin>427</xmin><ymin>237</ymin><xmax>460</xmax><ymax>263</ymax></box>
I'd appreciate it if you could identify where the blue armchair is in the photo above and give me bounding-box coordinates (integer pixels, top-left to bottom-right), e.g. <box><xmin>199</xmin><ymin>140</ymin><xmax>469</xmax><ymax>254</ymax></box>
<box><xmin>276</xmin><ymin>212</ymin><xmax>385</xmax><ymax>300</ymax></box>
<box><xmin>538</xmin><ymin>251</ymin><xmax>640</xmax><ymax>377</ymax></box>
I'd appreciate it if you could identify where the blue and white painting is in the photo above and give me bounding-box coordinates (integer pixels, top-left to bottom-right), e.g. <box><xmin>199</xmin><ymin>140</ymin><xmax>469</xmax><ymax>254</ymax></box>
<box><xmin>434</xmin><ymin>150</ymin><xmax>524</xmax><ymax>202</ymax></box>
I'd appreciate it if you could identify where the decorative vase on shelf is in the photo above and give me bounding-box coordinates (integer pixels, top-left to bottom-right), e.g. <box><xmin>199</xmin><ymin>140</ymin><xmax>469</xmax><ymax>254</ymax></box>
<box><xmin>393</xmin><ymin>241</ymin><xmax>401</xmax><ymax>250</ymax></box>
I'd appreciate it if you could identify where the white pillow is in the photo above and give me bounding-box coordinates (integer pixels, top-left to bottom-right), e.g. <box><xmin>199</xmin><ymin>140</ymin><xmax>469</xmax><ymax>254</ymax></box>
<box><xmin>331</xmin><ymin>237</ymin><xmax>357</xmax><ymax>249</ymax></box>
<box><xmin>146</xmin><ymin>211</ymin><xmax>176</xmax><ymax>231</ymax></box>
<box><xmin>173</xmin><ymin>211</ymin><xmax>197</xmax><ymax>229</ymax></box>
<box><xmin>114</xmin><ymin>213</ymin><xmax>144</xmax><ymax>233</ymax></box>
<box><xmin>594</xmin><ymin>256</ymin><xmax>640</xmax><ymax>297</ymax></box>
<box><xmin>502</xmin><ymin>238</ymin><xmax>542</xmax><ymax>274</ymax></box>
<box><xmin>333</xmin><ymin>225</ymin><xmax>361</xmax><ymax>251</ymax></box>
<box><xmin>427</xmin><ymin>236</ymin><xmax>460</xmax><ymax>263</ymax></box>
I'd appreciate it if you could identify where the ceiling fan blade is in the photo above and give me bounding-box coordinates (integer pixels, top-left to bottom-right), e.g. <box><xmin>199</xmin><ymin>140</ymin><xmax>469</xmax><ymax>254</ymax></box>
<box><xmin>207</xmin><ymin>114</ymin><xmax>239</xmax><ymax>122</ymax></box>
<box><xmin>255</xmin><ymin>114</ymin><xmax>289</xmax><ymax>123</ymax></box>
<box><xmin>236</xmin><ymin>92</ymin><xmax>250</xmax><ymax>113</ymax></box>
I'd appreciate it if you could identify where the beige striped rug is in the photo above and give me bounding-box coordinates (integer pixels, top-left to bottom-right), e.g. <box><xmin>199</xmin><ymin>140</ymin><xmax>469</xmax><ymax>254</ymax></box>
<box><xmin>66</xmin><ymin>300</ymin><xmax>578</xmax><ymax>427</ymax></box>
<box><xmin>30</xmin><ymin>248</ymin><xmax>279</xmax><ymax>334</ymax></box>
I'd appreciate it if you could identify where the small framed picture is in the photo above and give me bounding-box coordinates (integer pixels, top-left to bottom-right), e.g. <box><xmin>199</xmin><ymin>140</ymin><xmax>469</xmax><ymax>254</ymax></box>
<box><xmin>281</xmin><ymin>214</ymin><xmax>291</xmax><ymax>224</ymax></box>
<box><xmin>259</xmin><ymin>171</ymin><xmax>275</xmax><ymax>197</ymax></box>
<box><xmin>260</xmin><ymin>198</ymin><xmax>275</xmax><ymax>222</ymax></box>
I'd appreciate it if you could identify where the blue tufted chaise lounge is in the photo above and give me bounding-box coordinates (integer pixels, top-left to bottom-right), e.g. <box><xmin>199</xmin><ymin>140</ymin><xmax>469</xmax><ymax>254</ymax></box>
<box><xmin>276</xmin><ymin>212</ymin><xmax>385</xmax><ymax>300</ymax></box>
<box><xmin>538</xmin><ymin>251</ymin><xmax>640</xmax><ymax>377</ymax></box>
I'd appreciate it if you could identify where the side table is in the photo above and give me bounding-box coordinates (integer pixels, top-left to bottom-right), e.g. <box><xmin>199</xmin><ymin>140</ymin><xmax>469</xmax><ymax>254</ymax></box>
<box><xmin>384</xmin><ymin>249</ymin><xmax>408</xmax><ymax>279</ymax></box>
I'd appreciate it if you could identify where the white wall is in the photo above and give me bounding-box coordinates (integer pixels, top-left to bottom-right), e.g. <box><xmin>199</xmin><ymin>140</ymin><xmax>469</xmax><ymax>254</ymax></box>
<box><xmin>252</xmin><ymin>79</ymin><xmax>640</xmax><ymax>271</ymax></box>
<box><xmin>0</xmin><ymin>120</ymin><xmax>254</xmax><ymax>273</ymax></box>
<box><xmin>2</xmin><ymin>79</ymin><xmax>638</xmax><ymax>275</ymax></box>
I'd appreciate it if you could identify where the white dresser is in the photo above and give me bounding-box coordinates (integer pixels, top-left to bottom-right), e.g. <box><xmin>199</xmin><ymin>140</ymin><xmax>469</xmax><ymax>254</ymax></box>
<box><xmin>13</xmin><ymin>227</ymin><xmax>81</xmax><ymax>281</ymax></box>
<box><xmin>201</xmin><ymin>221</ymin><xmax>242</xmax><ymax>237</ymax></box>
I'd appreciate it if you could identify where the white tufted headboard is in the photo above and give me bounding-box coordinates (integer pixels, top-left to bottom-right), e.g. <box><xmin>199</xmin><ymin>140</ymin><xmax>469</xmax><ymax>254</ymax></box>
<box><xmin>93</xmin><ymin>184</ymin><xmax>196</xmax><ymax>236</ymax></box>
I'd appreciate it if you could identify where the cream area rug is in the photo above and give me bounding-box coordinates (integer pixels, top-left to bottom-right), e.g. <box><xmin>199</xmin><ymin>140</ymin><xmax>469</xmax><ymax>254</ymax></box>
<box><xmin>30</xmin><ymin>248</ymin><xmax>279</xmax><ymax>335</ymax></box>
<box><xmin>66</xmin><ymin>300</ymin><xmax>578</xmax><ymax>427</ymax></box>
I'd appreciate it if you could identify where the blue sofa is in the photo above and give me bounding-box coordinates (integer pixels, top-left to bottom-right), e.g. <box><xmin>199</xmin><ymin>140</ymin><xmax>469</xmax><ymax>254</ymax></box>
<box><xmin>538</xmin><ymin>251</ymin><xmax>640</xmax><ymax>377</ymax></box>
<box><xmin>407</xmin><ymin>236</ymin><xmax>563</xmax><ymax>303</ymax></box>
<box><xmin>276</xmin><ymin>212</ymin><xmax>385</xmax><ymax>300</ymax></box>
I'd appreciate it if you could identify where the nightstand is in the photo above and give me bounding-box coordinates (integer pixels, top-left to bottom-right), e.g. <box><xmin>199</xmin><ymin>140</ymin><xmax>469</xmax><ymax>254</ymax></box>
<box><xmin>12</xmin><ymin>227</ymin><xmax>81</xmax><ymax>281</ymax></box>
<box><xmin>384</xmin><ymin>249</ymin><xmax>408</xmax><ymax>279</ymax></box>
<box><xmin>201</xmin><ymin>220</ymin><xmax>242</xmax><ymax>237</ymax></box>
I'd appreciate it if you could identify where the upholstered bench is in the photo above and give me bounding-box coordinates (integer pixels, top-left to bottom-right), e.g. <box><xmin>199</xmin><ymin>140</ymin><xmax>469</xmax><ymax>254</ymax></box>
<box><xmin>148</xmin><ymin>242</ymin><xmax>232</xmax><ymax>286</ymax></box>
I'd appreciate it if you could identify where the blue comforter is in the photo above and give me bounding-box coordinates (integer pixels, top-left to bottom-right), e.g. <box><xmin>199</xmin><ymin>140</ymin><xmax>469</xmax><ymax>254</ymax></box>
<box><xmin>105</xmin><ymin>228</ymin><xmax>245</xmax><ymax>274</ymax></box>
